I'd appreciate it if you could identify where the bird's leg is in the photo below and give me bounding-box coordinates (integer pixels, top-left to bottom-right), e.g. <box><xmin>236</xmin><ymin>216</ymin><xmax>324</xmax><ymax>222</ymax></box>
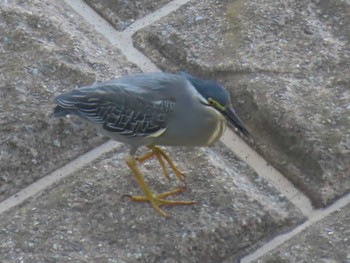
<box><xmin>137</xmin><ymin>149</ymin><xmax>170</xmax><ymax>181</ymax></box>
<box><xmin>137</xmin><ymin>146</ymin><xmax>185</xmax><ymax>182</ymax></box>
<box><xmin>151</xmin><ymin>146</ymin><xmax>185</xmax><ymax>182</ymax></box>
<box><xmin>125</xmin><ymin>154</ymin><xmax>195</xmax><ymax>217</ymax></box>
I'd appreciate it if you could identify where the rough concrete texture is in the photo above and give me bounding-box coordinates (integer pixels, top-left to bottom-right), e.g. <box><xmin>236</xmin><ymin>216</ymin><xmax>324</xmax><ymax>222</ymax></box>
<box><xmin>0</xmin><ymin>1</ymin><xmax>139</xmax><ymax>202</ymax></box>
<box><xmin>84</xmin><ymin>0</ymin><xmax>172</xmax><ymax>31</ymax></box>
<box><xmin>1</xmin><ymin>0</ymin><xmax>349</xmax><ymax>262</ymax></box>
<box><xmin>0</xmin><ymin>143</ymin><xmax>304</xmax><ymax>262</ymax></box>
<box><xmin>133</xmin><ymin>0</ymin><xmax>350</xmax><ymax>208</ymax></box>
<box><xmin>254</xmin><ymin>203</ymin><xmax>350</xmax><ymax>263</ymax></box>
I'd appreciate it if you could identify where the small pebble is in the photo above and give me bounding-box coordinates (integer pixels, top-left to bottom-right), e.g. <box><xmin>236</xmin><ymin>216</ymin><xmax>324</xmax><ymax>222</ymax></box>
<box><xmin>194</xmin><ymin>16</ymin><xmax>204</xmax><ymax>23</ymax></box>
<box><xmin>52</xmin><ymin>139</ymin><xmax>61</xmax><ymax>147</ymax></box>
<box><xmin>30</xmin><ymin>67</ymin><xmax>39</xmax><ymax>75</ymax></box>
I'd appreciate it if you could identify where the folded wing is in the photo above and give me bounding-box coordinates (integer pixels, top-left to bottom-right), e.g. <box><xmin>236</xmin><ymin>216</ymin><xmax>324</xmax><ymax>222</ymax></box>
<box><xmin>53</xmin><ymin>83</ymin><xmax>175</xmax><ymax>138</ymax></box>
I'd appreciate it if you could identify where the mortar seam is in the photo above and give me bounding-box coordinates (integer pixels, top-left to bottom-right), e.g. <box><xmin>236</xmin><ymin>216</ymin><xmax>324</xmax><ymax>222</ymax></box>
<box><xmin>0</xmin><ymin>141</ymin><xmax>121</xmax><ymax>214</ymax></box>
<box><xmin>241</xmin><ymin>192</ymin><xmax>350</xmax><ymax>262</ymax></box>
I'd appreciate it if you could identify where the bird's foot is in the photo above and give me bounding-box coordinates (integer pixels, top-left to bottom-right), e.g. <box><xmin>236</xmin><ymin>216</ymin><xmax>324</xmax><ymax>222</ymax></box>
<box><xmin>126</xmin><ymin>186</ymin><xmax>195</xmax><ymax>217</ymax></box>
<box><xmin>137</xmin><ymin>146</ymin><xmax>186</xmax><ymax>182</ymax></box>
<box><xmin>126</xmin><ymin>154</ymin><xmax>193</xmax><ymax>217</ymax></box>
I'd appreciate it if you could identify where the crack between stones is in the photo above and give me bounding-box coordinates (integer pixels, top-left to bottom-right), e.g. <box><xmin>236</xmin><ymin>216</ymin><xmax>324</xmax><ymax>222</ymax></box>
<box><xmin>0</xmin><ymin>141</ymin><xmax>121</xmax><ymax>214</ymax></box>
<box><xmin>221</xmin><ymin>129</ymin><xmax>313</xmax><ymax>217</ymax></box>
<box><xmin>240</xmin><ymin>192</ymin><xmax>350</xmax><ymax>262</ymax></box>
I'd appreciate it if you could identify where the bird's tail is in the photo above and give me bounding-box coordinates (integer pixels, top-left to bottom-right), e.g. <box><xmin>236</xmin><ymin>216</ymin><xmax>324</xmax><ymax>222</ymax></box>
<box><xmin>52</xmin><ymin>91</ymin><xmax>83</xmax><ymax>118</ymax></box>
<box><xmin>52</xmin><ymin>105</ymin><xmax>70</xmax><ymax>117</ymax></box>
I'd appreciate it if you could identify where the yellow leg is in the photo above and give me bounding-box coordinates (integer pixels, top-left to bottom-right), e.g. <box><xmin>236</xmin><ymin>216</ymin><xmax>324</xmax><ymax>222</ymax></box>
<box><xmin>137</xmin><ymin>146</ymin><xmax>185</xmax><ymax>182</ymax></box>
<box><xmin>126</xmin><ymin>155</ymin><xmax>195</xmax><ymax>217</ymax></box>
<box><xmin>137</xmin><ymin>150</ymin><xmax>170</xmax><ymax>180</ymax></box>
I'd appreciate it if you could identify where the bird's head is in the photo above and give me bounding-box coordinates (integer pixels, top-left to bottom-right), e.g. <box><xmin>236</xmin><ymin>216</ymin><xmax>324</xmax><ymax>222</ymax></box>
<box><xmin>180</xmin><ymin>72</ymin><xmax>251</xmax><ymax>138</ymax></box>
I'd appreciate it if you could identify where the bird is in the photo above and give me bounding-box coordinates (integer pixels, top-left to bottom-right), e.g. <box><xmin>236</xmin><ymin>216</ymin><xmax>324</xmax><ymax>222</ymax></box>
<box><xmin>53</xmin><ymin>72</ymin><xmax>251</xmax><ymax>217</ymax></box>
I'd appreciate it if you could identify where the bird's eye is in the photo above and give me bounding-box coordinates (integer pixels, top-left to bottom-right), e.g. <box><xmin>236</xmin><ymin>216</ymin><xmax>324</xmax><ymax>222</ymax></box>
<box><xmin>207</xmin><ymin>98</ymin><xmax>226</xmax><ymax>111</ymax></box>
<box><xmin>208</xmin><ymin>98</ymin><xmax>215</xmax><ymax>105</ymax></box>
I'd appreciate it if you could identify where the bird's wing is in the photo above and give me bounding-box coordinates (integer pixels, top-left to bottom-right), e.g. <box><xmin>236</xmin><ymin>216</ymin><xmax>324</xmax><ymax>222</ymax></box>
<box><xmin>54</xmin><ymin>82</ymin><xmax>175</xmax><ymax>138</ymax></box>
<box><xmin>101</xmin><ymin>72</ymin><xmax>191</xmax><ymax>101</ymax></box>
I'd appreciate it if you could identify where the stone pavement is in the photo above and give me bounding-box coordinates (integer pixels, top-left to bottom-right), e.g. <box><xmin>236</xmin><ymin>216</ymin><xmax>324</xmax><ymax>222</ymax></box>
<box><xmin>0</xmin><ymin>0</ymin><xmax>349</xmax><ymax>262</ymax></box>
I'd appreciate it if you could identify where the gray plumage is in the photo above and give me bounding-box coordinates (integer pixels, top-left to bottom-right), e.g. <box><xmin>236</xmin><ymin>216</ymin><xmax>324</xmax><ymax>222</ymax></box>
<box><xmin>54</xmin><ymin>82</ymin><xmax>173</xmax><ymax>137</ymax></box>
<box><xmin>54</xmin><ymin>72</ymin><xmax>250</xmax><ymax>153</ymax></box>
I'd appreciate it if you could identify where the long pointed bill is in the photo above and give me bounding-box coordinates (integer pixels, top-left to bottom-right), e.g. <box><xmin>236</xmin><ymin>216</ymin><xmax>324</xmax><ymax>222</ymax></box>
<box><xmin>224</xmin><ymin>107</ymin><xmax>252</xmax><ymax>139</ymax></box>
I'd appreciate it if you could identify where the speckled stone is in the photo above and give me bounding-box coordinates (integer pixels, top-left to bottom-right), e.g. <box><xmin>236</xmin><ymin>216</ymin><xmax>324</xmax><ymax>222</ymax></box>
<box><xmin>83</xmin><ymin>0</ymin><xmax>172</xmax><ymax>31</ymax></box>
<box><xmin>0</xmin><ymin>1</ymin><xmax>139</xmax><ymax>201</ymax></box>
<box><xmin>253</xmin><ymin>203</ymin><xmax>350</xmax><ymax>263</ymax></box>
<box><xmin>0</xmin><ymin>143</ymin><xmax>304</xmax><ymax>262</ymax></box>
<box><xmin>133</xmin><ymin>0</ymin><xmax>350</xmax><ymax>208</ymax></box>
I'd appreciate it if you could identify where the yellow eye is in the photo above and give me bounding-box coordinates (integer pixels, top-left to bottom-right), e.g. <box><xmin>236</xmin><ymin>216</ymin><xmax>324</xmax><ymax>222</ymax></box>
<box><xmin>207</xmin><ymin>98</ymin><xmax>225</xmax><ymax>111</ymax></box>
<box><xmin>208</xmin><ymin>98</ymin><xmax>215</xmax><ymax>105</ymax></box>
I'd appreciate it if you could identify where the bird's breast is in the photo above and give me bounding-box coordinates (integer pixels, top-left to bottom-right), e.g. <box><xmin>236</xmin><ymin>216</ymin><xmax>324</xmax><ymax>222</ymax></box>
<box><xmin>203</xmin><ymin>107</ymin><xmax>227</xmax><ymax>146</ymax></box>
<box><xmin>154</xmin><ymin>103</ymin><xmax>227</xmax><ymax>147</ymax></box>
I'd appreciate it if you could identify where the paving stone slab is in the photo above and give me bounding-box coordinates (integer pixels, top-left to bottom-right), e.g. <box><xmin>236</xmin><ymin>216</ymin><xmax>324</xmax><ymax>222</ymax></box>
<box><xmin>133</xmin><ymin>0</ymin><xmax>350</xmax><ymax>208</ymax></box>
<box><xmin>83</xmin><ymin>0</ymin><xmax>172</xmax><ymax>31</ymax></box>
<box><xmin>253</xmin><ymin>203</ymin><xmax>350</xmax><ymax>263</ymax></box>
<box><xmin>0</xmin><ymin>1</ymin><xmax>139</xmax><ymax>202</ymax></box>
<box><xmin>0</xmin><ymin>143</ymin><xmax>304</xmax><ymax>262</ymax></box>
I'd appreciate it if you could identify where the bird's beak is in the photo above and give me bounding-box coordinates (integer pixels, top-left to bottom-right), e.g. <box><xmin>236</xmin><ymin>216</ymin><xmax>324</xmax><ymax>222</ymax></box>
<box><xmin>224</xmin><ymin>107</ymin><xmax>252</xmax><ymax>139</ymax></box>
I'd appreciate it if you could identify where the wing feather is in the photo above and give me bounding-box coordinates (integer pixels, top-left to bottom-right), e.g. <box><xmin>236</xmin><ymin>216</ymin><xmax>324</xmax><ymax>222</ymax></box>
<box><xmin>54</xmin><ymin>83</ymin><xmax>174</xmax><ymax>138</ymax></box>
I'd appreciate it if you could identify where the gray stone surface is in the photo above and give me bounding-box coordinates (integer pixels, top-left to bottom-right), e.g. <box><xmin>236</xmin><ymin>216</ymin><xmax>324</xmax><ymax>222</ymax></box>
<box><xmin>0</xmin><ymin>1</ymin><xmax>139</xmax><ymax>202</ymax></box>
<box><xmin>0</xmin><ymin>143</ymin><xmax>304</xmax><ymax>262</ymax></box>
<box><xmin>133</xmin><ymin>0</ymin><xmax>350</xmax><ymax>207</ymax></box>
<box><xmin>0</xmin><ymin>0</ymin><xmax>347</xmax><ymax>261</ymax></box>
<box><xmin>254</xmin><ymin>203</ymin><xmax>350</xmax><ymax>263</ymax></box>
<box><xmin>84</xmin><ymin>0</ymin><xmax>172</xmax><ymax>31</ymax></box>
